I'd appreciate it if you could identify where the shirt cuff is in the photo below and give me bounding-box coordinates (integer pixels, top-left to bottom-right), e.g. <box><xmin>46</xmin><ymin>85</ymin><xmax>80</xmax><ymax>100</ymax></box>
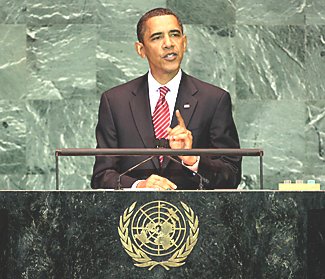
<box><xmin>182</xmin><ymin>156</ymin><xmax>200</xmax><ymax>172</ymax></box>
<box><xmin>131</xmin><ymin>180</ymin><xmax>142</xmax><ymax>189</ymax></box>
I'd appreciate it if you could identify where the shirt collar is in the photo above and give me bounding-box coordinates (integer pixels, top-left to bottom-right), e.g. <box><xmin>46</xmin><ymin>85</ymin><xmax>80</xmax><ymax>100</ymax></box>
<box><xmin>148</xmin><ymin>69</ymin><xmax>182</xmax><ymax>93</ymax></box>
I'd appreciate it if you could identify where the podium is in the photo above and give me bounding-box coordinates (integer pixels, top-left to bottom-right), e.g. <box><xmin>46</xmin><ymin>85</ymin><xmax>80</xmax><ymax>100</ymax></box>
<box><xmin>0</xmin><ymin>190</ymin><xmax>324</xmax><ymax>278</ymax></box>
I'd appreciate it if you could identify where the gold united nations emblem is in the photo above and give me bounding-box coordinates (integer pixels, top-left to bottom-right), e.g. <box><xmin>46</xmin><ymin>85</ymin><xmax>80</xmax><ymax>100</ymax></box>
<box><xmin>118</xmin><ymin>200</ymin><xmax>199</xmax><ymax>270</ymax></box>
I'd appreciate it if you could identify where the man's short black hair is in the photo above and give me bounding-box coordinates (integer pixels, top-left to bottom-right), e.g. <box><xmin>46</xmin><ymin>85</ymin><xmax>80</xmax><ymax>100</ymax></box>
<box><xmin>136</xmin><ymin>8</ymin><xmax>184</xmax><ymax>43</ymax></box>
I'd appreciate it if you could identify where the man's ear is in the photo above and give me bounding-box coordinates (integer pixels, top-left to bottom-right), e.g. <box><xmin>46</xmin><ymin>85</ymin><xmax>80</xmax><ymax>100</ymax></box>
<box><xmin>135</xmin><ymin>42</ymin><xmax>146</xmax><ymax>58</ymax></box>
<box><xmin>183</xmin><ymin>35</ymin><xmax>187</xmax><ymax>52</ymax></box>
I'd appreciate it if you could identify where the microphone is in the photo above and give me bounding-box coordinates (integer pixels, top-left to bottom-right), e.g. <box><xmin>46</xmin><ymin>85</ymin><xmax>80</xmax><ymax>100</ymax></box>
<box><xmin>116</xmin><ymin>155</ymin><xmax>155</xmax><ymax>190</ymax></box>
<box><xmin>154</xmin><ymin>138</ymin><xmax>209</xmax><ymax>190</ymax></box>
<box><xmin>167</xmin><ymin>155</ymin><xmax>209</xmax><ymax>190</ymax></box>
<box><xmin>154</xmin><ymin>138</ymin><xmax>169</xmax><ymax>148</ymax></box>
<box><xmin>115</xmin><ymin>139</ymin><xmax>165</xmax><ymax>190</ymax></box>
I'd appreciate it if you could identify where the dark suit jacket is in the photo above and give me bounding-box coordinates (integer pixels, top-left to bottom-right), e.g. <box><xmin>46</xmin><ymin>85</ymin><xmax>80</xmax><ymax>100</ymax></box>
<box><xmin>91</xmin><ymin>71</ymin><xmax>241</xmax><ymax>189</ymax></box>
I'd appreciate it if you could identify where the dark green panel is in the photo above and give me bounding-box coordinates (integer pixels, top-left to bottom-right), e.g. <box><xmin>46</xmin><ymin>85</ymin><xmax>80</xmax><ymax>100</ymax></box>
<box><xmin>25</xmin><ymin>99</ymin><xmax>97</xmax><ymax>189</ymax></box>
<box><xmin>95</xmin><ymin>0</ymin><xmax>166</xmax><ymax>26</ymax></box>
<box><xmin>305</xmin><ymin>101</ymin><xmax>325</xmax><ymax>183</ymax></box>
<box><xmin>237</xmin><ymin>0</ymin><xmax>306</xmax><ymax>25</ymax></box>
<box><xmin>236</xmin><ymin>25</ymin><xmax>306</xmax><ymax>100</ymax></box>
<box><xmin>27</xmin><ymin>0</ymin><xmax>95</xmax><ymax>24</ymax></box>
<box><xmin>26</xmin><ymin>24</ymin><xmax>96</xmax><ymax>100</ymax></box>
<box><xmin>0</xmin><ymin>101</ymin><xmax>26</xmax><ymax>176</ymax></box>
<box><xmin>96</xmin><ymin>25</ymin><xmax>148</xmax><ymax>94</ymax></box>
<box><xmin>235</xmin><ymin>100</ymin><xmax>307</xmax><ymax>189</ymax></box>
<box><xmin>0</xmin><ymin>175</ymin><xmax>26</xmax><ymax>190</ymax></box>
<box><xmin>306</xmin><ymin>25</ymin><xmax>325</xmax><ymax>99</ymax></box>
<box><xmin>182</xmin><ymin>25</ymin><xmax>236</xmax><ymax>98</ymax></box>
<box><xmin>0</xmin><ymin>0</ymin><xmax>26</xmax><ymax>23</ymax></box>
<box><xmin>0</xmin><ymin>24</ymin><xmax>26</xmax><ymax>100</ymax></box>
<box><xmin>306</xmin><ymin>0</ymin><xmax>325</xmax><ymax>24</ymax></box>
<box><xmin>167</xmin><ymin>0</ymin><xmax>235</xmax><ymax>25</ymax></box>
<box><xmin>0</xmin><ymin>174</ymin><xmax>56</xmax><ymax>190</ymax></box>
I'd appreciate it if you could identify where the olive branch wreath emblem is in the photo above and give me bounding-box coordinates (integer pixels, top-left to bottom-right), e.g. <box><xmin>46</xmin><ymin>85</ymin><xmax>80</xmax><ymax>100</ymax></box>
<box><xmin>118</xmin><ymin>201</ymin><xmax>199</xmax><ymax>270</ymax></box>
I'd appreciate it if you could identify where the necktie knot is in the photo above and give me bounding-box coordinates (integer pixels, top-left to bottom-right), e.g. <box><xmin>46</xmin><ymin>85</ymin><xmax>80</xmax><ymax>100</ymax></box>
<box><xmin>159</xmin><ymin>86</ymin><xmax>169</xmax><ymax>98</ymax></box>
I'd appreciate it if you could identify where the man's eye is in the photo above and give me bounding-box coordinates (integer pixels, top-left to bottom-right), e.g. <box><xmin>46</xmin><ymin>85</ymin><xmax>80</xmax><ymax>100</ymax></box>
<box><xmin>171</xmin><ymin>33</ymin><xmax>180</xmax><ymax>37</ymax></box>
<box><xmin>152</xmin><ymin>36</ymin><xmax>161</xmax><ymax>41</ymax></box>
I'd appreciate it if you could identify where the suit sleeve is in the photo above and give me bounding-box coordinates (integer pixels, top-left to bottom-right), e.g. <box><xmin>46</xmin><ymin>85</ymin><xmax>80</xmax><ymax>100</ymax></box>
<box><xmin>91</xmin><ymin>93</ymin><xmax>137</xmax><ymax>189</ymax></box>
<box><xmin>198</xmin><ymin>91</ymin><xmax>242</xmax><ymax>189</ymax></box>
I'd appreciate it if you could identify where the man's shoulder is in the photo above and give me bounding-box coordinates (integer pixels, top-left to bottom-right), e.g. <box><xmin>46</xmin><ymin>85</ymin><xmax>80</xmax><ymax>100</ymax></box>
<box><xmin>102</xmin><ymin>74</ymin><xmax>147</xmax><ymax>98</ymax></box>
<box><xmin>183</xmin><ymin>73</ymin><xmax>228</xmax><ymax>96</ymax></box>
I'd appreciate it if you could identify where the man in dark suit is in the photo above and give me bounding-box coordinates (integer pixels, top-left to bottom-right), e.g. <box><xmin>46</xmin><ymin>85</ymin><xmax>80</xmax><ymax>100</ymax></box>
<box><xmin>91</xmin><ymin>8</ymin><xmax>241</xmax><ymax>190</ymax></box>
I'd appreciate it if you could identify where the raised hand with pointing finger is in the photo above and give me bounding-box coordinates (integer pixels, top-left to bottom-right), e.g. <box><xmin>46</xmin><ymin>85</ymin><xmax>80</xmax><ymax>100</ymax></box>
<box><xmin>167</xmin><ymin>110</ymin><xmax>197</xmax><ymax>166</ymax></box>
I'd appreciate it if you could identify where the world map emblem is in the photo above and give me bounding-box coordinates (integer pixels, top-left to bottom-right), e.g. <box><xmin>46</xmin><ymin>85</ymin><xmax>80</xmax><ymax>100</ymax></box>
<box><xmin>118</xmin><ymin>200</ymin><xmax>199</xmax><ymax>270</ymax></box>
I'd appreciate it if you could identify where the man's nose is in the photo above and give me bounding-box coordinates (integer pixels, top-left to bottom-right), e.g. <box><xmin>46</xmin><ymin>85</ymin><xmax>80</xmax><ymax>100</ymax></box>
<box><xmin>163</xmin><ymin>35</ymin><xmax>173</xmax><ymax>49</ymax></box>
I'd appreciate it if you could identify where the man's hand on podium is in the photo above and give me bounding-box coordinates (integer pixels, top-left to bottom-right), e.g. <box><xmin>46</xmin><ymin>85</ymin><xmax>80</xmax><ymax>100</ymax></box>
<box><xmin>137</xmin><ymin>174</ymin><xmax>177</xmax><ymax>191</ymax></box>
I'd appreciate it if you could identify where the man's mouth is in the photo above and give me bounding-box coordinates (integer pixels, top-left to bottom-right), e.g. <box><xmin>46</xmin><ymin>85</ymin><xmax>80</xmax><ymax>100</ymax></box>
<box><xmin>163</xmin><ymin>53</ymin><xmax>177</xmax><ymax>60</ymax></box>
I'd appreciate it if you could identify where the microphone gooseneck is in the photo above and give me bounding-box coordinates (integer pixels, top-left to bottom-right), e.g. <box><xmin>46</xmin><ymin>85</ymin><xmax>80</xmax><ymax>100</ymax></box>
<box><xmin>167</xmin><ymin>155</ymin><xmax>208</xmax><ymax>190</ymax></box>
<box><xmin>116</xmin><ymin>155</ymin><xmax>155</xmax><ymax>190</ymax></box>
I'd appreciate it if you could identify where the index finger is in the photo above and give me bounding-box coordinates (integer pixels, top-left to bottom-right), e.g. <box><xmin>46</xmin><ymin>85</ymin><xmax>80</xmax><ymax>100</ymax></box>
<box><xmin>175</xmin><ymin>110</ymin><xmax>186</xmax><ymax>128</ymax></box>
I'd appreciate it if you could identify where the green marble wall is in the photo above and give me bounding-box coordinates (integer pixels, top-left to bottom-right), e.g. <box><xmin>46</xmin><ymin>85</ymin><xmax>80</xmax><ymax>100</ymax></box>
<box><xmin>0</xmin><ymin>1</ymin><xmax>324</xmax><ymax>190</ymax></box>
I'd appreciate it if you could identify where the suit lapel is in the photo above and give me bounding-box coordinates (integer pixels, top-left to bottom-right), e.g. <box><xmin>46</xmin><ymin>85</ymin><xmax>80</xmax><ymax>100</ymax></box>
<box><xmin>162</xmin><ymin>72</ymin><xmax>198</xmax><ymax>169</ymax></box>
<box><xmin>171</xmin><ymin>73</ymin><xmax>198</xmax><ymax>128</ymax></box>
<box><xmin>129</xmin><ymin>74</ymin><xmax>160</xmax><ymax>169</ymax></box>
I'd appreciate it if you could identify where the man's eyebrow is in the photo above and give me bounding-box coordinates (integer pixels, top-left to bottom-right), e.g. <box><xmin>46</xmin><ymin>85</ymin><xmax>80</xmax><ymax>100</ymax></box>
<box><xmin>149</xmin><ymin>32</ymin><xmax>163</xmax><ymax>39</ymax></box>
<box><xmin>149</xmin><ymin>29</ymin><xmax>182</xmax><ymax>39</ymax></box>
<box><xmin>169</xmin><ymin>29</ymin><xmax>182</xmax><ymax>34</ymax></box>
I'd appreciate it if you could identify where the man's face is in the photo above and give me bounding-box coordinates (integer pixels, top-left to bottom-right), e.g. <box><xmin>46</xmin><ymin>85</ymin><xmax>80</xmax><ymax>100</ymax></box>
<box><xmin>135</xmin><ymin>15</ymin><xmax>187</xmax><ymax>83</ymax></box>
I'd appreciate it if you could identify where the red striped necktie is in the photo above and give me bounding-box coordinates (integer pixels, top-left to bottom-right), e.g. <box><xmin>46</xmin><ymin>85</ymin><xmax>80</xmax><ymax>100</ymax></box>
<box><xmin>152</xmin><ymin>86</ymin><xmax>170</xmax><ymax>165</ymax></box>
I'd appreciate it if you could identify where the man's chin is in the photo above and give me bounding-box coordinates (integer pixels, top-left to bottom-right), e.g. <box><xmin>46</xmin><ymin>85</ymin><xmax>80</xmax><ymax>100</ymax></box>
<box><xmin>150</xmin><ymin>64</ymin><xmax>182</xmax><ymax>80</ymax></box>
<box><xmin>163</xmin><ymin>64</ymin><xmax>181</xmax><ymax>75</ymax></box>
